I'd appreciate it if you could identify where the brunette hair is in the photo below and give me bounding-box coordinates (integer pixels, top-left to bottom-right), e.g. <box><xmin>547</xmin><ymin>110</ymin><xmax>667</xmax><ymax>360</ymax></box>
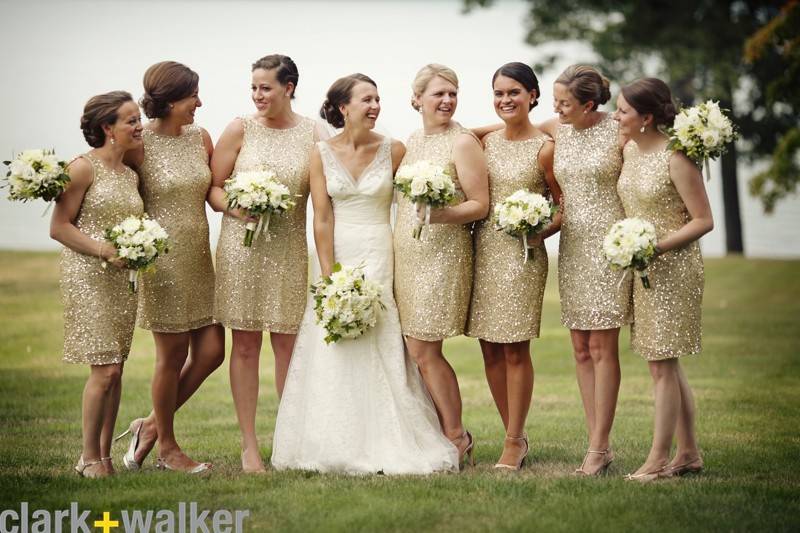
<box><xmin>411</xmin><ymin>64</ymin><xmax>459</xmax><ymax>111</ymax></box>
<box><xmin>555</xmin><ymin>65</ymin><xmax>611</xmax><ymax>110</ymax></box>
<box><xmin>80</xmin><ymin>91</ymin><xmax>134</xmax><ymax>148</ymax></box>
<box><xmin>320</xmin><ymin>73</ymin><xmax>378</xmax><ymax>128</ymax></box>
<box><xmin>492</xmin><ymin>62</ymin><xmax>540</xmax><ymax>110</ymax></box>
<box><xmin>252</xmin><ymin>54</ymin><xmax>299</xmax><ymax>99</ymax></box>
<box><xmin>621</xmin><ymin>78</ymin><xmax>678</xmax><ymax>128</ymax></box>
<box><xmin>140</xmin><ymin>61</ymin><xmax>199</xmax><ymax>119</ymax></box>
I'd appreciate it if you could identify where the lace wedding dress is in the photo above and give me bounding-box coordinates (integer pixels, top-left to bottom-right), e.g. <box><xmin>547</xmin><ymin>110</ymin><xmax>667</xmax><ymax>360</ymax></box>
<box><xmin>271</xmin><ymin>137</ymin><xmax>459</xmax><ymax>474</ymax></box>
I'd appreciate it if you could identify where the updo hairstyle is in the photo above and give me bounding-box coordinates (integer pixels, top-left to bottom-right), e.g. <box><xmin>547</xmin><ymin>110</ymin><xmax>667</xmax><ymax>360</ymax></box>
<box><xmin>252</xmin><ymin>54</ymin><xmax>299</xmax><ymax>99</ymax></box>
<box><xmin>620</xmin><ymin>78</ymin><xmax>678</xmax><ymax>128</ymax></box>
<box><xmin>492</xmin><ymin>62</ymin><xmax>540</xmax><ymax>110</ymax></box>
<box><xmin>140</xmin><ymin>61</ymin><xmax>199</xmax><ymax>119</ymax></box>
<box><xmin>555</xmin><ymin>65</ymin><xmax>611</xmax><ymax>110</ymax></box>
<box><xmin>410</xmin><ymin>64</ymin><xmax>459</xmax><ymax>111</ymax></box>
<box><xmin>80</xmin><ymin>91</ymin><xmax>134</xmax><ymax>148</ymax></box>
<box><xmin>319</xmin><ymin>73</ymin><xmax>378</xmax><ymax>128</ymax></box>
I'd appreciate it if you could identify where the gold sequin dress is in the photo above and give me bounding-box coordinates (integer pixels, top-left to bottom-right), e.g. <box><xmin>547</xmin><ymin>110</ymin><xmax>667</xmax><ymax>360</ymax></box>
<box><xmin>553</xmin><ymin>114</ymin><xmax>632</xmax><ymax>330</ymax></box>
<box><xmin>617</xmin><ymin>142</ymin><xmax>703</xmax><ymax>360</ymax></box>
<box><xmin>393</xmin><ymin>123</ymin><xmax>474</xmax><ymax>341</ymax></box>
<box><xmin>136</xmin><ymin>126</ymin><xmax>215</xmax><ymax>332</ymax></box>
<box><xmin>61</xmin><ymin>153</ymin><xmax>143</xmax><ymax>364</ymax></box>
<box><xmin>466</xmin><ymin>132</ymin><xmax>551</xmax><ymax>343</ymax></box>
<box><xmin>214</xmin><ymin>116</ymin><xmax>315</xmax><ymax>332</ymax></box>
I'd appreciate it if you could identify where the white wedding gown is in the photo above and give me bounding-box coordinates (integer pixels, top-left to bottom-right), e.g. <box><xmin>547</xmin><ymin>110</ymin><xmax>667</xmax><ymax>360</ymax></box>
<box><xmin>271</xmin><ymin>137</ymin><xmax>459</xmax><ymax>474</ymax></box>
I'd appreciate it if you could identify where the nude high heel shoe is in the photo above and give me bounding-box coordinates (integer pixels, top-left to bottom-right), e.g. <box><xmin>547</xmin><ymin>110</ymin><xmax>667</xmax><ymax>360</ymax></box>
<box><xmin>114</xmin><ymin>418</ymin><xmax>146</xmax><ymax>471</ymax></box>
<box><xmin>494</xmin><ymin>433</ymin><xmax>529</xmax><ymax>471</ymax></box>
<box><xmin>574</xmin><ymin>448</ymin><xmax>615</xmax><ymax>476</ymax></box>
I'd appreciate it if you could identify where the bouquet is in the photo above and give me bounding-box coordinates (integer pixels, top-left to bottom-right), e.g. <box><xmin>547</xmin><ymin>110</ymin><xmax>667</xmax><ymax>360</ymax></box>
<box><xmin>310</xmin><ymin>263</ymin><xmax>386</xmax><ymax>344</ymax></box>
<box><xmin>494</xmin><ymin>189</ymin><xmax>557</xmax><ymax>262</ymax></box>
<box><xmin>223</xmin><ymin>169</ymin><xmax>295</xmax><ymax>247</ymax></box>
<box><xmin>603</xmin><ymin>218</ymin><xmax>658</xmax><ymax>289</ymax></box>
<box><xmin>393</xmin><ymin>160</ymin><xmax>457</xmax><ymax>239</ymax></box>
<box><xmin>667</xmin><ymin>100</ymin><xmax>737</xmax><ymax>180</ymax></box>
<box><xmin>105</xmin><ymin>215</ymin><xmax>169</xmax><ymax>292</ymax></box>
<box><xmin>2</xmin><ymin>149</ymin><xmax>71</xmax><ymax>210</ymax></box>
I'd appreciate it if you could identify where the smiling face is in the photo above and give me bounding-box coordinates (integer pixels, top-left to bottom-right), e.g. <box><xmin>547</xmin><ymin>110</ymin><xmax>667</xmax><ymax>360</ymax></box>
<box><xmin>169</xmin><ymin>86</ymin><xmax>202</xmax><ymax>126</ymax></box>
<box><xmin>341</xmin><ymin>81</ymin><xmax>380</xmax><ymax>129</ymax></box>
<box><xmin>105</xmin><ymin>100</ymin><xmax>143</xmax><ymax>149</ymax></box>
<box><xmin>416</xmin><ymin>75</ymin><xmax>458</xmax><ymax>126</ymax></box>
<box><xmin>493</xmin><ymin>74</ymin><xmax>536</xmax><ymax>124</ymax></box>
<box><xmin>553</xmin><ymin>83</ymin><xmax>591</xmax><ymax>125</ymax></box>
<box><xmin>613</xmin><ymin>93</ymin><xmax>646</xmax><ymax>137</ymax></box>
<box><xmin>251</xmin><ymin>67</ymin><xmax>293</xmax><ymax>118</ymax></box>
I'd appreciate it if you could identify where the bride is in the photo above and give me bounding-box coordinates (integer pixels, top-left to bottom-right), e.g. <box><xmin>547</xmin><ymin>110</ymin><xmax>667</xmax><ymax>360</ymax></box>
<box><xmin>271</xmin><ymin>74</ymin><xmax>459</xmax><ymax>474</ymax></box>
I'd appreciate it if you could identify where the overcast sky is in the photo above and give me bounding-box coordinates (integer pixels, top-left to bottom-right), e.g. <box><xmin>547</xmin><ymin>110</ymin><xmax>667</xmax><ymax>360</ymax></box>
<box><xmin>1</xmin><ymin>0</ymin><xmax>797</xmax><ymax>256</ymax></box>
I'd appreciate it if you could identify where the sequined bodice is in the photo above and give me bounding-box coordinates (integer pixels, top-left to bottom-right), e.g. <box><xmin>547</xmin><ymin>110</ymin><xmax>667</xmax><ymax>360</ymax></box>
<box><xmin>139</xmin><ymin>126</ymin><xmax>210</xmax><ymax>232</ymax></box>
<box><xmin>618</xmin><ymin>142</ymin><xmax>690</xmax><ymax>235</ymax></box>
<box><xmin>233</xmin><ymin>116</ymin><xmax>315</xmax><ymax>200</ymax></box>
<box><xmin>401</xmin><ymin>122</ymin><xmax>470</xmax><ymax>201</ymax></box>
<box><xmin>76</xmin><ymin>153</ymin><xmax>143</xmax><ymax>239</ymax></box>
<box><xmin>485</xmin><ymin>131</ymin><xmax>548</xmax><ymax>205</ymax></box>
<box><xmin>553</xmin><ymin>114</ymin><xmax>623</xmax><ymax>225</ymax></box>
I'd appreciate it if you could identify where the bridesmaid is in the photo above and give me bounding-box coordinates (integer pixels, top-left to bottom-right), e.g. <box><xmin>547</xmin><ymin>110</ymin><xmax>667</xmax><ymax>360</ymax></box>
<box><xmin>120</xmin><ymin>61</ymin><xmax>222</xmax><ymax>473</ymax></box>
<box><xmin>540</xmin><ymin>65</ymin><xmax>631</xmax><ymax>475</ymax></box>
<box><xmin>394</xmin><ymin>64</ymin><xmax>489</xmax><ymax>465</ymax></box>
<box><xmin>208</xmin><ymin>54</ymin><xmax>316</xmax><ymax>473</ymax></box>
<box><xmin>50</xmin><ymin>91</ymin><xmax>144</xmax><ymax>477</ymax></box>
<box><xmin>466</xmin><ymin>63</ymin><xmax>562</xmax><ymax>470</ymax></box>
<box><xmin>614</xmin><ymin>78</ymin><xmax>712</xmax><ymax>481</ymax></box>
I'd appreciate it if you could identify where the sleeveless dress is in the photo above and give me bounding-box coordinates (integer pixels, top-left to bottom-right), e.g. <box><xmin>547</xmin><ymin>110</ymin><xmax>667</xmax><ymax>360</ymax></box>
<box><xmin>214</xmin><ymin>116</ymin><xmax>315</xmax><ymax>332</ymax></box>
<box><xmin>466</xmin><ymin>132</ymin><xmax>551</xmax><ymax>343</ymax></box>
<box><xmin>136</xmin><ymin>126</ymin><xmax>215</xmax><ymax>332</ymax></box>
<box><xmin>61</xmin><ymin>153</ymin><xmax>143</xmax><ymax>364</ymax></box>
<box><xmin>617</xmin><ymin>142</ymin><xmax>703</xmax><ymax>360</ymax></box>
<box><xmin>271</xmin><ymin>137</ymin><xmax>459</xmax><ymax>475</ymax></box>
<box><xmin>393</xmin><ymin>123</ymin><xmax>474</xmax><ymax>341</ymax></box>
<box><xmin>553</xmin><ymin>114</ymin><xmax>632</xmax><ymax>330</ymax></box>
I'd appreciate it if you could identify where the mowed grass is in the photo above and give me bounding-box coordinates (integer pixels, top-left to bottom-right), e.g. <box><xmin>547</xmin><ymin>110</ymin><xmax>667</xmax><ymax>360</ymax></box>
<box><xmin>0</xmin><ymin>251</ymin><xmax>799</xmax><ymax>532</ymax></box>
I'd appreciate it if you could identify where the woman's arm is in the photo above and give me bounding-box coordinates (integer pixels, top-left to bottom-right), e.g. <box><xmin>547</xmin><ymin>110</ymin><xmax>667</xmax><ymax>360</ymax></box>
<box><xmin>49</xmin><ymin>157</ymin><xmax>123</xmax><ymax>266</ymax></box>
<box><xmin>207</xmin><ymin>118</ymin><xmax>249</xmax><ymax>219</ymax></box>
<box><xmin>656</xmin><ymin>152</ymin><xmax>714</xmax><ymax>253</ymax></box>
<box><xmin>528</xmin><ymin>139</ymin><xmax>563</xmax><ymax>246</ymax></box>
<box><xmin>429</xmin><ymin>133</ymin><xmax>489</xmax><ymax>224</ymax></box>
<box><xmin>470</xmin><ymin>122</ymin><xmax>503</xmax><ymax>141</ymax></box>
<box><xmin>309</xmin><ymin>146</ymin><xmax>335</xmax><ymax>277</ymax></box>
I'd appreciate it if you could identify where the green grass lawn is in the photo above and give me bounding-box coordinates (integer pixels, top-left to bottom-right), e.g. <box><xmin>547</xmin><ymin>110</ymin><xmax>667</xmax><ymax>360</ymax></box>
<box><xmin>1</xmin><ymin>251</ymin><xmax>799</xmax><ymax>532</ymax></box>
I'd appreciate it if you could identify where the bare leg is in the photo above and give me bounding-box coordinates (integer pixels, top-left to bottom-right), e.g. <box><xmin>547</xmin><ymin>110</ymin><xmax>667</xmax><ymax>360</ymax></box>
<box><xmin>669</xmin><ymin>362</ymin><xmax>701</xmax><ymax>467</ymax></box>
<box><xmin>81</xmin><ymin>363</ymin><xmax>123</xmax><ymax>476</ymax></box>
<box><xmin>405</xmin><ymin>337</ymin><xmax>465</xmax><ymax>443</ymax></box>
<box><xmin>100</xmin><ymin>363</ymin><xmax>124</xmax><ymax>474</ymax></box>
<box><xmin>570</xmin><ymin>330</ymin><xmax>595</xmax><ymax>438</ymax></box>
<box><xmin>496</xmin><ymin>341</ymin><xmax>533</xmax><ymax>467</ymax></box>
<box><xmin>578</xmin><ymin>328</ymin><xmax>621</xmax><ymax>474</ymax></box>
<box><xmin>479</xmin><ymin>339</ymin><xmax>508</xmax><ymax>430</ymax></box>
<box><xmin>269</xmin><ymin>332</ymin><xmax>297</xmax><ymax>398</ymax></box>
<box><xmin>229</xmin><ymin>329</ymin><xmax>265</xmax><ymax>472</ymax></box>
<box><xmin>632</xmin><ymin>359</ymin><xmax>680</xmax><ymax>475</ymax></box>
<box><xmin>135</xmin><ymin>324</ymin><xmax>224</xmax><ymax>464</ymax></box>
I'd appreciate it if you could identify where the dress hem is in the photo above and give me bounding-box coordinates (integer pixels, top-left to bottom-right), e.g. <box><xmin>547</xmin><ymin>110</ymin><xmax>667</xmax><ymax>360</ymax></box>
<box><xmin>137</xmin><ymin>316</ymin><xmax>216</xmax><ymax>333</ymax></box>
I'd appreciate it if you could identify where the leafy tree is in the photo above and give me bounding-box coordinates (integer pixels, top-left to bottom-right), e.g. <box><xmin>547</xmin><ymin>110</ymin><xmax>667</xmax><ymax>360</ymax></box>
<box><xmin>744</xmin><ymin>0</ymin><xmax>800</xmax><ymax>213</ymax></box>
<box><xmin>467</xmin><ymin>0</ymin><xmax>793</xmax><ymax>253</ymax></box>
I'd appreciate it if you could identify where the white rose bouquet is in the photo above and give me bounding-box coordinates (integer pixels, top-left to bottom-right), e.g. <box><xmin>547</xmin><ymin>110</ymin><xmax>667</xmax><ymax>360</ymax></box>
<box><xmin>3</xmin><ymin>149</ymin><xmax>71</xmax><ymax>209</ymax></box>
<box><xmin>105</xmin><ymin>215</ymin><xmax>170</xmax><ymax>293</ymax></box>
<box><xmin>494</xmin><ymin>189</ymin><xmax>557</xmax><ymax>263</ymax></box>
<box><xmin>310</xmin><ymin>263</ymin><xmax>386</xmax><ymax>344</ymax></box>
<box><xmin>667</xmin><ymin>100</ymin><xmax>737</xmax><ymax>180</ymax></box>
<box><xmin>223</xmin><ymin>169</ymin><xmax>295</xmax><ymax>247</ymax></box>
<box><xmin>393</xmin><ymin>160</ymin><xmax>457</xmax><ymax>239</ymax></box>
<box><xmin>603</xmin><ymin>217</ymin><xmax>658</xmax><ymax>289</ymax></box>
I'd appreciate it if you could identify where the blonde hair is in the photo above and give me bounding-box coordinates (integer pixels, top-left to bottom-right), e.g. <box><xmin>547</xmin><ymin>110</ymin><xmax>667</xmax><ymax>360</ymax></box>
<box><xmin>555</xmin><ymin>65</ymin><xmax>611</xmax><ymax>110</ymax></box>
<box><xmin>411</xmin><ymin>64</ymin><xmax>459</xmax><ymax>111</ymax></box>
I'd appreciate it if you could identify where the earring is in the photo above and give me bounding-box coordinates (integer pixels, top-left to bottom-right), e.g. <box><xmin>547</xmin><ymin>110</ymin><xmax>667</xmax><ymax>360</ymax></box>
<box><xmin>583</xmin><ymin>109</ymin><xmax>589</xmax><ymax>114</ymax></box>
<box><xmin>639</xmin><ymin>125</ymin><xmax>646</xmax><ymax>133</ymax></box>
<box><xmin>110</xmin><ymin>137</ymin><xmax>116</xmax><ymax>145</ymax></box>
<box><xmin>169</xmin><ymin>103</ymin><xmax>174</xmax><ymax>109</ymax></box>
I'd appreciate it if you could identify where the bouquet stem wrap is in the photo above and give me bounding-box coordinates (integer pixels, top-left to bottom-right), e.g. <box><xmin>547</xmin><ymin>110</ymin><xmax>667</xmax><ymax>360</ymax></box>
<box><xmin>412</xmin><ymin>202</ymin><xmax>431</xmax><ymax>240</ymax></box>
<box><xmin>128</xmin><ymin>269</ymin><xmax>138</xmax><ymax>293</ymax></box>
<box><xmin>244</xmin><ymin>211</ymin><xmax>272</xmax><ymax>247</ymax></box>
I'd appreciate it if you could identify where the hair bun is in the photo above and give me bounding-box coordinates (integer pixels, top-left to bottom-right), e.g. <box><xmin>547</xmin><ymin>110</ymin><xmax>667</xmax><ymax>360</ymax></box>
<box><xmin>319</xmin><ymin>98</ymin><xmax>344</xmax><ymax>128</ymax></box>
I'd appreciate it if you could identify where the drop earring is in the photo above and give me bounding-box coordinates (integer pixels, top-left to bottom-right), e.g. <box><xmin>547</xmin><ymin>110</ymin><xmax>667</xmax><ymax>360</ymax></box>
<box><xmin>639</xmin><ymin>125</ymin><xmax>646</xmax><ymax>133</ymax></box>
